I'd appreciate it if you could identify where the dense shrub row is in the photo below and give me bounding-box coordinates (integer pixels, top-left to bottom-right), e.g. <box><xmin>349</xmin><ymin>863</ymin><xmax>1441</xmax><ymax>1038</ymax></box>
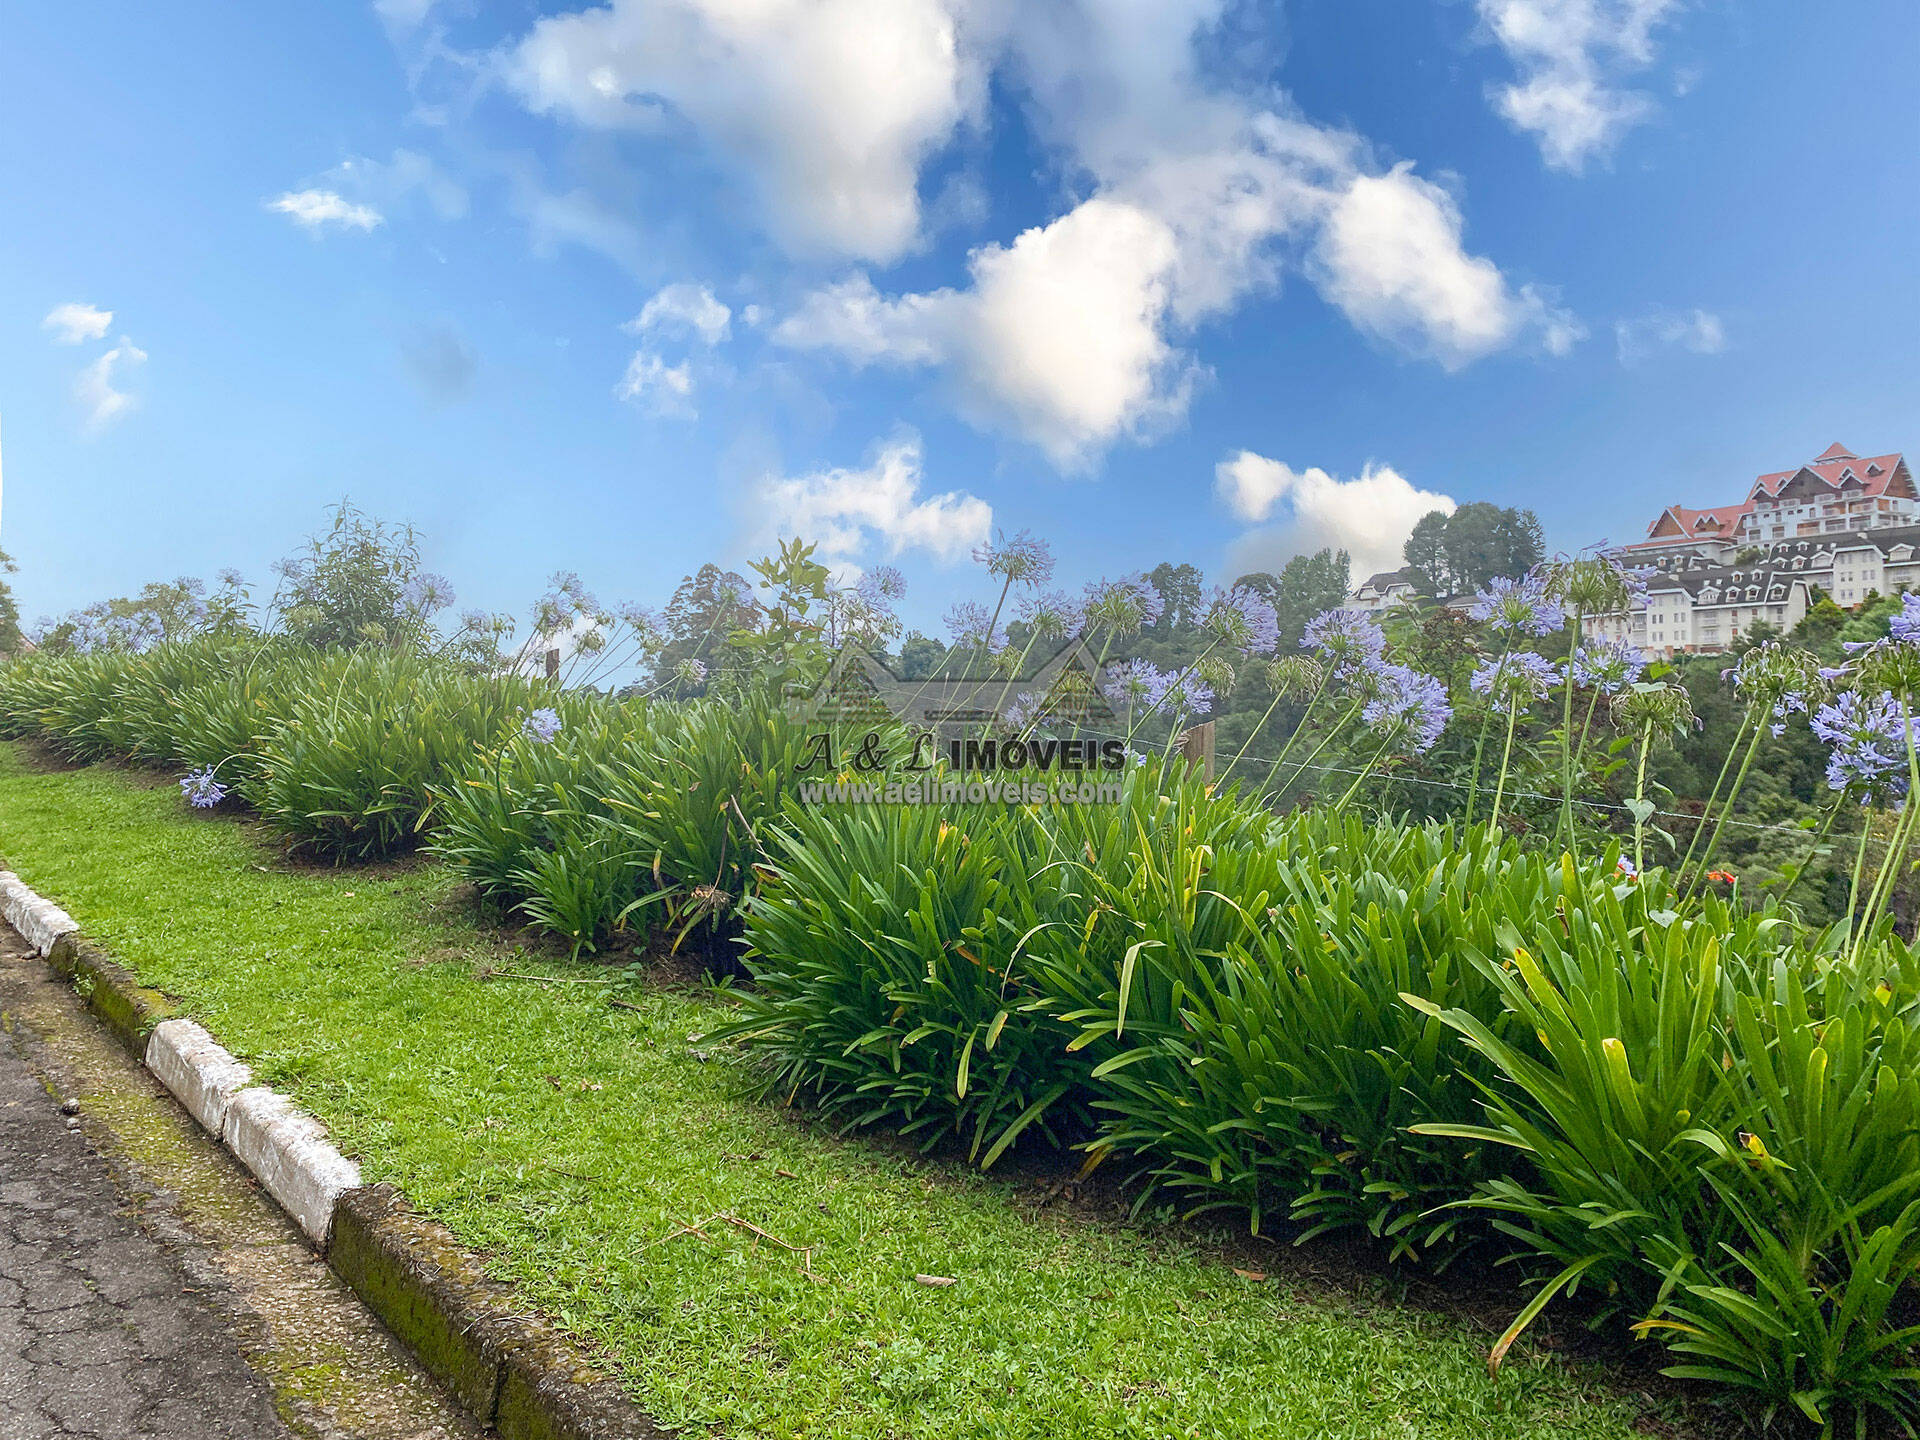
<box><xmin>728</xmin><ymin>777</ymin><xmax>1920</xmax><ymax>1433</ymax></box>
<box><xmin>3</xmin><ymin>636</ymin><xmax>1919</xmax><ymax>1432</ymax></box>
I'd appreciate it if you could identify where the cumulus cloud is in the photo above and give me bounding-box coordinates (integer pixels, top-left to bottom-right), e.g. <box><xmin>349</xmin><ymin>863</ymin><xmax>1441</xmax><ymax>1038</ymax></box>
<box><xmin>763</xmin><ymin>4</ymin><xmax>1572</xmax><ymax>465</ymax></box>
<box><xmin>505</xmin><ymin>0</ymin><xmax>974</xmax><ymax>263</ymax></box>
<box><xmin>1217</xmin><ymin>451</ymin><xmax>1457</xmax><ymax>583</ymax></box>
<box><xmin>502</xmin><ymin>0</ymin><xmax>1575</xmax><ymax>466</ymax></box>
<box><xmin>615</xmin><ymin>351</ymin><xmax>696</xmax><ymax>417</ymax></box>
<box><xmin>75</xmin><ymin>339</ymin><xmax>147</xmax><ymax>431</ymax></box>
<box><xmin>1313</xmin><ymin>163</ymin><xmax>1583</xmax><ymax>367</ymax></box>
<box><xmin>750</xmin><ymin>434</ymin><xmax>990</xmax><ymax>565</ymax></box>
<box><xmin>42</xmin><ymin>303</ymin><xmax>113</xmax><ymax>345</ymax></box>
<box><xmin>1478</xmin><ymin>0</ymin><xmax>1681</xmax><ymax>170</ymax></box>
<box><xmin>373</xmin><ymin>0</ymin><xmax>436</xmax><ymax>31</ymax></box>
<box><xmin>268</xmin><ymin>189</ymin><xmax>385</xmax><ymax>233</ymax></box>
<box><xmin>627</xmin><ymin>283</ymin><xmax>732</xmax><ymax>346</ymax></box>
<box><xmin>776</xmin><ymin>198</ymin><xmax>1192</xmax><ymax>468</ymax></box>
<box><xmin>1614</xmin><ymin>306</ymin><xmax>1725</xmax><ymax>365</ymax></box>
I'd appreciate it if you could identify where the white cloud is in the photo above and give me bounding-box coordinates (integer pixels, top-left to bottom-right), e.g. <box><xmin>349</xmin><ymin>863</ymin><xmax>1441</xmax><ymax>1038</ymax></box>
<box><xmin>42</xmin><ymin>303</ymin><xmax>113</xmax><ymax>345</ymax></box>
<box><xmin>505</xmin><ymin>0</ymin><xmax>974</xmax><ymax>263</ymax></box>
<box><xmin>502</xmin><ymin>1</ymin><xmax>1573</xmax><ymax>464</ymax></box>
<box><xmin>767</xmin><ymin>6</ymin><xmax>1572</xmax><ymax>465</ymax></box>
<box><xmin>1217</xmin><ymin>451</ymin><xmax>1457</xmax><ymax>583</ymax></box>
<box><xmin>268</xmin><ymin>189</ymin><xmax>385</xmax><ymax>233</ymax></box>
<box><xmin>1478</xmin><ymin>0</ymin><xmax>1681</xmax><ymax>170</ymax></box>
<box><xmin>615</xmin><ymin>351</ymin><xmax>696</xmax><ymax>417</ymax></box>
<box><xmin>1614</xmin><ymin>306</ymin><xmax>1725</xmax><ymax>365</ymax></box>
<box><xmin>750</xmin><ymin>434</ymin><xmax>990</xmax><ymax>565</ymax></box>
<box><xmin>373</xmin><ymin>0</ymin><xmax>436</xmax><ymax>31</ymax></box>
<box><xmin>328</xmin><ymin>149</ymin><xmax>468</xmax><ymax>221</ymax></box>
<box><xmin>1313</xmin><ymin>163</ymin><xmax>1583</xmax><ymax>367</ymax></box>
<box><xmin>75</xmin><ymin>338</ymin><xmax>147</xmax><ymax>431</ymax></box>
<box><xmin>778</xmin><ymin>198</ymin><xmax>1191</xmax><ymax>468</ymax></box>
<box><xmin>627</xmin><ymin>283</ymin><xmax>732</xmax><ymax>346</ymax></box>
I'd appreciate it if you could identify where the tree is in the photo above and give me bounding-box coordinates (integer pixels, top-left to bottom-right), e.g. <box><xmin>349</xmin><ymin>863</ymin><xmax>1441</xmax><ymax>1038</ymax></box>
<box><xmin>0</xmin><ymin>549</ymin><xmax>20</xmax><ymax>657</ymax></box>
<box><xmin>1404</xmin><ymin>512</ymin><xmax>1451</xmax><ymax>596</ymax></box>
<box><xmin>1403</xmin><ymin>504</ymin><xmax>1543</xmax><ymax>596</ymax></box>
<box><xmin>654</xmin><ymin>562</ymin><xmax>761</xmax><ymax>691</ymax></box>
<box><xmin>898</xmin><ymin>631</ymin><xmax>946</xmax><ymax>680</ymax></box>
<box><xmin>1147</xmin><ymin>562</ymin><xmax>1203</xmax><ymax>632</ymax></box>
<box><xmin>1236</xmin><ymin>547</ymin><xmax>1350</xmax><ymax>651</ymax></box>
<box><xmin>274</xmin><ymin>500</ymin><xmax>444</xmax><ymax>651</ymax></box>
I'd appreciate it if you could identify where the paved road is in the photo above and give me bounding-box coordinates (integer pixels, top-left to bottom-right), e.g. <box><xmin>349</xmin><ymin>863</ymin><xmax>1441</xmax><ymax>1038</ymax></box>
<box><xmin>0</xmin><ymin>1029</ymin><xmax>292</xmax><ymax>1438</ymax></box>
<box><xmin>0</xmin><ymin>926</ymin><xmax>475</xmax><ymax>1440</ymax></box>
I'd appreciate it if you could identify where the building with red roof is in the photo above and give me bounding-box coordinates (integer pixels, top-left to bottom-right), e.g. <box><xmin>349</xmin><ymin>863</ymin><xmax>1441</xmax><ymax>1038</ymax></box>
<box><xmin>1590</xmin><ymin>443</ymin><xmax>1915</xmax><ymax>655</ymax></box>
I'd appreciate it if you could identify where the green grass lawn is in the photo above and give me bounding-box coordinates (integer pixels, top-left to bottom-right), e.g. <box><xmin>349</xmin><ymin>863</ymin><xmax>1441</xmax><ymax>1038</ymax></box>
<box><xmin>0</xmin><ymin>742</ymin><xmax>1687</xmax><ymax>1440</ymax></box>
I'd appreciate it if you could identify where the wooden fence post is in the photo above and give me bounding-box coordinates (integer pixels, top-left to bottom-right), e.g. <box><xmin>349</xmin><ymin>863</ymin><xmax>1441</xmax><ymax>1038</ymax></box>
<box><xmin>544</xmin><ymin>647</ymin><xmax>560</xmax><ymax>680</ymax></box>
<box><xmin>1180</xmin><ymin>721</ymin><xmax>1216</xmax><ymax>782</ymax></box>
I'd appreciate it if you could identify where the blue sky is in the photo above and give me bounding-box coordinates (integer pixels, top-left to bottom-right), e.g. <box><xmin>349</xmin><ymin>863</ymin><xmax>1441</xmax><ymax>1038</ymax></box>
<box><xmin>4</xmin><ymin>1</ymin><xmax>1916</xmax><ymax>639</ymax></box>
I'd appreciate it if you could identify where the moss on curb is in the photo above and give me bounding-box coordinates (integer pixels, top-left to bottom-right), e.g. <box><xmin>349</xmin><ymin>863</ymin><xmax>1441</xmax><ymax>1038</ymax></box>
<box><xmin>46</xmin><ymin>932</ymin><xmax>178</xmax><ymax>1056</ymax></box>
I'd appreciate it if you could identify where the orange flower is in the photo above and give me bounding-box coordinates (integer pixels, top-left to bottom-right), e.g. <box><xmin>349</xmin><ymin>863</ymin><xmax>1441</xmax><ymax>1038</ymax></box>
<box><xmin>1706</xmin><ymin>870</ymin><xmax>1737</xmax><ymax>884</ymax></box>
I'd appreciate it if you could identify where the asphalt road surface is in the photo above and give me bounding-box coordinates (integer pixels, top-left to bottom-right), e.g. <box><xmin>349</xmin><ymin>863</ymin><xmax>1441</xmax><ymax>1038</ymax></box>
<box><xmin>0</xmin><ymin>923</ymin><xmax>475</xmax><ymax>1440</ymax></box>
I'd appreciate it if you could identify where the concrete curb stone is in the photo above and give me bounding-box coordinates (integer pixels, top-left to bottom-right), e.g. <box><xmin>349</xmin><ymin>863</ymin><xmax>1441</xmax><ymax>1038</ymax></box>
<box><xmin>223</xmin><ymin>1085</ymin><xmax>363</xmax><ymax>1247</ymax></box>
<box><xmin>0</xmin><ymin>870</ymin><xmax>78</xmax><ymax>955</ymax></box>
<box><xmin>145</xmin><ymin>1018</ymin><xmax>255</xmax><ymax>1136</ymax></box>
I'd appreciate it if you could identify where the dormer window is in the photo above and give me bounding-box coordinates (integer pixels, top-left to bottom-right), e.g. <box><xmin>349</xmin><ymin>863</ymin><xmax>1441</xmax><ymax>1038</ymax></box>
<box><xmin>1746</xmin><ymin>586</ymin><xmax>1760</xmax><ymax>601</ymax></box>
<box><xmin>1768</xmin><ymin>585</ymin><xmax>1784</xmax><ymax>600</ymax></box>
<box><xmin>1792</xmin><ymin>557</ymin><xmax>1805</xmax><ymax>569</ymax></box>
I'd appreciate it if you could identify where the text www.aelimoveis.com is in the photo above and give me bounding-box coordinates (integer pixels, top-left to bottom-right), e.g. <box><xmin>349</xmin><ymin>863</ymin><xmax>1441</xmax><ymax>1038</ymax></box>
<box><xmin>796</xmin><ymin>778</ymin><xmax>1125</xmax><ymax>806</ymax></box>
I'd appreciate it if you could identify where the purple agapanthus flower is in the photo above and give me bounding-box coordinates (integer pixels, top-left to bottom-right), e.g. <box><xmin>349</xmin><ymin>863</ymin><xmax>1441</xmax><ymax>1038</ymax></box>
<box><xmin>1471</xmin><ymin>651</ymin><xmax>1558</xmax><ymax>705</ymax></box>
<box><xmin>1166</xmin><ymin>672</ymin><xmax>1215</xmax><ymax>718</ymax></box>
<box><xmin>1101</xmin><ymin>660</ymin><xmax>1171</xmax><ymax>712</ymax></box>
<box><xmin>1811</xmin><ymin>691</ymin><xmax>1916</xmax><ymax>801</ymax></box>
<box><xmin>1016</xmin><ymin>588</ymin><xmax>1082</xmax><ymax>640</ymax></box>
<box><xmin>404</xmin><ymin>572</ymin><xmax>455</xmax><ymax>613</ymax></box>
<box><xmin>1302</xmin><ymin>609</ymin><xmax>1387</xmax><ymax>681</ymax></box>
<box><xmin>671</xmin><ymin>658</ymin><xmax>709</xmax><ymax>687</ymax></box>
<box><xmin>1202</xmin><ymin>586</ymin><xmax>1280</xmax><ymax>656</ymax></box>
<box><xmin>1565</xmin><ymin>638</ymin><xmax>1646</xmax><ymax>694</ymax></box>
<box><xmin>944</xmin><ymin>600</ymin><xmax>1007</xmax><ymax>653</ymax></box>
<box><xmin>1890</xmin><ymin>593</ymin><xmax>1920</xmax><ymax>645</ymax></box>
<box><xmin>179</xmin><ymin>767</ymin><xmax>227</xmax><ymax>809</ymax></box>
<box><xmin>521</xmin><ymin>708</ymin><xmax>563</xmax><ymax>744</ymax></box>
<box><xmin>1470</xmin><ymin>573</ymin><xmax>1566</xmax><ymax>638</ymax></box>
<box><xmin>858</xmin><ymin>565</ymin><xmax>907</xmax><ymax>603</ymax></box>
<box><xmin>1362</xmin><ymin>664</ymin><xmax>1453</xmax><ymax>754</ymax></box>
<box><xmin>1080</xmin><ymin>574</ymin><xmax>1164</xmax><ymax>634</ymax></box>
<box><xmin>974</xmin><ymin>530</ymin><xmax>1055</xmax><ymax>589</ymax></box>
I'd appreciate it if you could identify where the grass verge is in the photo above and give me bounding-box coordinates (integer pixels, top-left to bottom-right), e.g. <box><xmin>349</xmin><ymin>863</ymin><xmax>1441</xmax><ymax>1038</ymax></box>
<box><xmin>0</xmin><ymin>742</ymin><xmax>1686</xmax><ymax>1440</ymax></box>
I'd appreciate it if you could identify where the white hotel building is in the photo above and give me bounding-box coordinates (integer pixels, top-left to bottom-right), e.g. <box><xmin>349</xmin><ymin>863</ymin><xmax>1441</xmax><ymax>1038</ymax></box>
<box><xmin>1348</xmin><ymin>444</ymin><xmax>1916</xmax><ymax>657</ymax></box>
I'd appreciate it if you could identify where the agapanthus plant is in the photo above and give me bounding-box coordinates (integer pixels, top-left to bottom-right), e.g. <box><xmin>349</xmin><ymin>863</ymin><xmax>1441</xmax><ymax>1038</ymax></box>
<box><xmin>1080</xmin><ymin>574</ymin><xmax>1164</xmax><ymax>637</ymax></box>
<box><xmin>1200</xmin><ymin>586</ymin><xmax>1280</xmax><ymax>657</ymax></box>
<box><xmin>179</xmin><ymin>765</ymin><xmax>227</xmax><ymax>809</ymax></box>
<box><xmin>521</xmin><ymin>708</ymin><xmax>563</xmax><ymax>745</ymax></box>
<box><xmin>1469</xmin><ymin>572</ymin><xmax>1565</xmax><ymax>639</ymax></box>
<box><xmin>1564</xmin><ymin>638</ymin><xmax>1645</xmax><ymax>693</ymax></box>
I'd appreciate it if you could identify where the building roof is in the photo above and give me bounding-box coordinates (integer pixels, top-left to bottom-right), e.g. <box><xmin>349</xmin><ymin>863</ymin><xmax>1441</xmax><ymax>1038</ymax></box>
<box><xmin>1622</xmin><ymin>444</ymin><xmax>1911</xmax><ymax>550</ymax></box>
<box><xmin>1355</xmin><ymin>567</ymin><xmax>1417</xmax><ymax>593</ymax></box>
<box><xmin>1640</xmin><ymin>560</ymin><xmax>1811</xmax><ymax>604</ymax></box>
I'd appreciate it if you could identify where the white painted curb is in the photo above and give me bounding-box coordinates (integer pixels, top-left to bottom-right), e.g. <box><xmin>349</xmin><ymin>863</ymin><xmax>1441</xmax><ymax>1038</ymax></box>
<box><xmin>145</xmin><ymin>1019</ymin><xmax>255</xmax><ymax>1137</ymax></box>
<box><xmin>4</xmin><ymin>876</ymin><xmax>360</xmax><ymax>1248</ymax></box>
<box><xmin>224</xmin><ymin>1087</ymin><xmax>362</xmax><ymax>1246</ymax></box>
<box><xmin>0</xmin><ymin>871</ymin><xmax>78</xmax><ymax>957</ymax></box>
